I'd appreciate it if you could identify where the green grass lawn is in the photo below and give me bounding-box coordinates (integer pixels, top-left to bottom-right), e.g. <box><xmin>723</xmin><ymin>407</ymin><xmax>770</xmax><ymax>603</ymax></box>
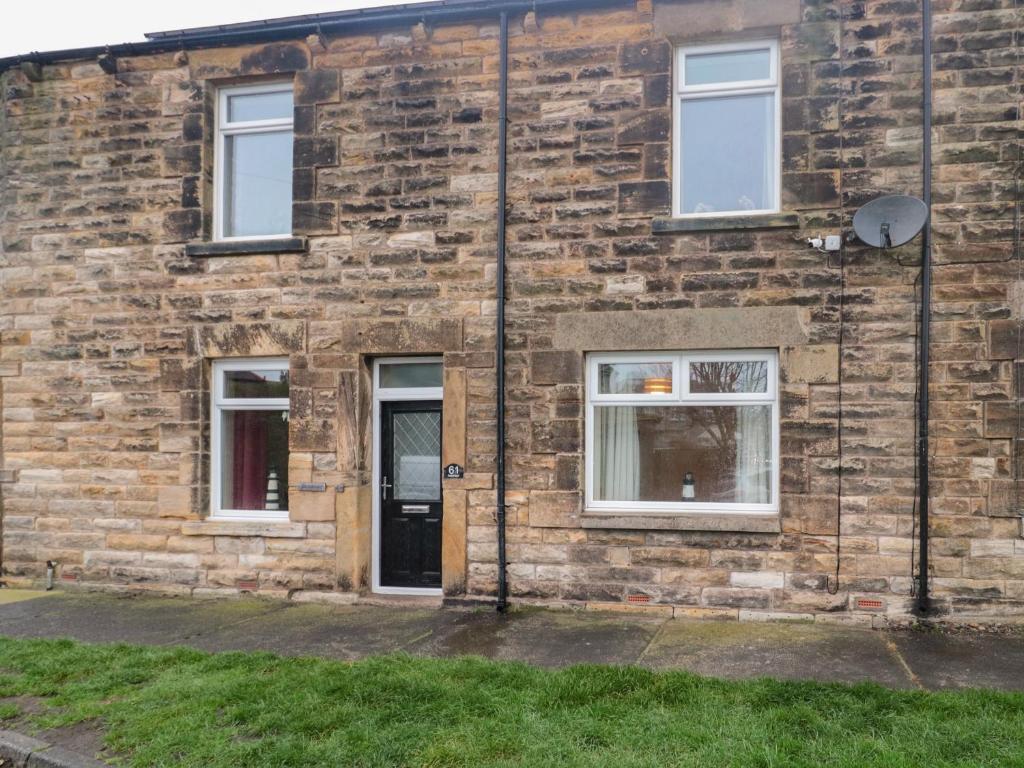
<box><xmin>0</xmin><ymin>637</ymin><xmax>1022</xmax><ymax>767</ymax></box>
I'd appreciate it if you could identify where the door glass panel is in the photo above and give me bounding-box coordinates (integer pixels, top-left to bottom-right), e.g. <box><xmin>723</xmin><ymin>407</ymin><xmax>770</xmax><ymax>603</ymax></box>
<box><xmin>380</xmin><ymin>362</ymin><xmax>443</xmax><ymax>389</ymax></box>
<box><xmin>393</xmin><ymin>411</ymin><xmax>441</xmax><ymax>500</ymax></box>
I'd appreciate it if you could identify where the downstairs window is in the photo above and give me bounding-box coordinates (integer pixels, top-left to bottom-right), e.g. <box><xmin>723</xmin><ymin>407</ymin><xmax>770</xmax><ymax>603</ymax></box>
<box><xmin>585</xmin><ymin>351</ymin><xmax>778</xmax><ymax>515</ymax></box>
<box><xmin>211</xmin><ymin>358</ymin><xmax>290</xmax><ymax>520</ymax></box>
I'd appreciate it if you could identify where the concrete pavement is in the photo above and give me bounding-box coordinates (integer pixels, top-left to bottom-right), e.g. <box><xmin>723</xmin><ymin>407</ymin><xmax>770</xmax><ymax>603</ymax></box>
<box><xmin>0</xmin><ymin>591</ymin><xmax>1022</xmax><ymax>691</ymax></box>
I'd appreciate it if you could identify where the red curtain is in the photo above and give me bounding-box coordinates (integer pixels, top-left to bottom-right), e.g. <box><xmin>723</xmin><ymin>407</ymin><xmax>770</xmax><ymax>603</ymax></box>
<box><xmin>231</xmin><ymin>412</ymin><xmax>267</xmax><ymax>510</ymax></box>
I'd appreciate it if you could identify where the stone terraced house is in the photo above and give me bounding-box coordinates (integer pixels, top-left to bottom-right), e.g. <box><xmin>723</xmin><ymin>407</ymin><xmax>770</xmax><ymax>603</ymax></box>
<box><xmin>0</xmin><ymin>0</ymin><xmax>1021</xmax><ymax>623</ymax></box>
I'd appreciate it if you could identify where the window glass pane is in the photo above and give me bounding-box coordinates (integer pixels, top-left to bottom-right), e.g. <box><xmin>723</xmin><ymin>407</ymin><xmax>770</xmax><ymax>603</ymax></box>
<box><xmin>685</xmin><ymin>48</ymin><xmax>771</xmax><ymax>85</ymax></box>
<box><xmin>227</xmin><ymin>89</ymin><xmax>293</xmax><ymax>122</ymax></box>
<box><xmin>220</xmin><ymin>409</ymin><xmax>289</xmax><ymax>511</ymax></box>
<box><xmin>681</xmin><ymin>93</ymin><xmax>774</xmax><ymax>215</ymax></box>
<box><xmin>380</xmin><ymin>362</ymin><xmax>443</xmax><ymax>389</ymax></box>
<box><xmin>593</xmin><ymin>405</ymin><xmax>772</xmax><ymax>504</ymax></box>
<box><xmin>598</xmin><ymin>362</ymin><xmax>673</xmax><ymax>395</ymax></box>
<box><xmin>223</xmin><ymin>368</ymin><xmax>289</xmax><ymax>399</ymax></box>
<box><xmin>393</xmin><ymin>411</ymin><xmax>441</xmax><ymax>500</ymax></box>
<box><xmin>689</xmin><ymin>360</ymin><xmax>769</xmax><ymax>394</ymax></box>
<box><xmin>223</xmin><ymin>130</ymin><xmax>293</xmax><ymax>238</ymax></box>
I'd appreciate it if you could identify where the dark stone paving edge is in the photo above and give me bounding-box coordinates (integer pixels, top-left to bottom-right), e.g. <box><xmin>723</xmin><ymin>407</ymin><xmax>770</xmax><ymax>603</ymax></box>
<box><xmin>0</xmin><ymin>729</ymin><xmax>110</xmax><ymax>768</ymax></box>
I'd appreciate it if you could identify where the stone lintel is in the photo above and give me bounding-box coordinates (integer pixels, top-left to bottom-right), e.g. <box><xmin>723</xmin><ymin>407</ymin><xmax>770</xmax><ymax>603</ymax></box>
<box><xmin>554</xmin><ymin>306</ymin><xmax>809</xmax><ymax>352</ymax></box>
<box><xmin>653</xmin><ymin>0</ymin><xmax>802</xmax><ymax>40</ymax></box>
<box><xmin>309</xmin><ymin>318</ymin><xmax>463</xmax><ymax>354</ymax></box>
<box><xmin>196</xmin><ymin>320</ymin><xmax>306</xmax><ymax>357</ymax></box>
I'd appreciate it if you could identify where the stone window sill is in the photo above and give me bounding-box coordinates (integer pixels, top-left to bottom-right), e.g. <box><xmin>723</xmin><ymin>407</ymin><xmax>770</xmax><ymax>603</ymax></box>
<box><xmin>652</xmin><ymin>212</ymin><xmax>799</xmax><ymax>235</ymax></box>
<box><xmin>581</xmin><ymin>511</ymin><xmax>781</xmax><ymax>534</ymax></box>
<box><xmin>180</xmin><ymin>520</ymin><xmax>306</xmax><ymax>537</ymax></box>
<box><xmin>185</xmin><ymin>236</ymin><xmax>308</xmax><ymax>257</ymax></box>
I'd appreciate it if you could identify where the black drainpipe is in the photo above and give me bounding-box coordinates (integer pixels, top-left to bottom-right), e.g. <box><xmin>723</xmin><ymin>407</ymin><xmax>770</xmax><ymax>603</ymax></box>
<box><xmin>914</xmin><ymin>0</ymin><xmax>933</xmax><ymax>617</ymax></box>
<box><xmin>495</xmin><ymin>10</ymin><xmax>510</xmax><ymax>613</ymax></box>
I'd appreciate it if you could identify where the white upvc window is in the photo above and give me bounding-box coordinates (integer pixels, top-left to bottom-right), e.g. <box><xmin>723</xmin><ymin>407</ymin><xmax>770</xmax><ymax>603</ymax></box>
<box><xmin>210</xmin><ymin>358</ymin><xmax>290</xmax><ymax>520</ymax></box>
<box><xmin>673</xmin><ymin>39</ymin><xmax>781</xmax><ymax>218</ymax></box>
<box><xmin>214</xmin><ymin>82</ymin><xmax>294</xmax><ymax>241</ymax></box>
<box><xmin>585</xmin><ymin>350</ymin><xmax>779</xmax><ymax>515</ymax></box>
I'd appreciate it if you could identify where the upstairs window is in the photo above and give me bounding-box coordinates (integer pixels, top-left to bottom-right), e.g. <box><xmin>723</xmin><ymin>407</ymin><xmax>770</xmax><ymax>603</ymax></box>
<box><xmin>586</xmin><ymin>351</ymin><xmax>778</xmax><ymax>515</ymax></box>
<box><xmin>215</xmin><ymin>82</ymin><xmax>294</xmax><ymax>240</ymax></box>
<box><xmin>674</xmin><ymin>40</ymin><xmax>780</xmax><ymax>217</ymax></box>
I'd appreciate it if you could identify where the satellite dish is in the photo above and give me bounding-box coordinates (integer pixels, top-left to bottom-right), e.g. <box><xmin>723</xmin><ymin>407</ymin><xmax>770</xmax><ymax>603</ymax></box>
<box><xmin>852</xmin><ymin>194</ymin><xmax>929</xmax><ymax>248</ymax></box>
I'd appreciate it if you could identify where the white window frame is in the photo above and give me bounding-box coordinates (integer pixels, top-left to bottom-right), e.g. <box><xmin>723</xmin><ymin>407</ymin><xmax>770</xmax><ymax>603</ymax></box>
<box><xmin>210</xmin><ymin>357</ymin><xmax>290</xmax><ymax>521</ymax></box>
<box><xmin>672</xmin><ymin>39</ymin><xmax>781</xmax><ymax>219</ymax></box>
<box><xmin>213</xmin><ymin>81</ymin><xmax>294</xmax><ymax>242</ymax></box>
<box><xmin>585</xmin><ymin>349</ymin><xmax>779</xmax><ymax>516</ymax></box>
<box><xmin>371</xmin><ymin>357</ymin><xmax>444</xmax><ymax>596</ymax></box>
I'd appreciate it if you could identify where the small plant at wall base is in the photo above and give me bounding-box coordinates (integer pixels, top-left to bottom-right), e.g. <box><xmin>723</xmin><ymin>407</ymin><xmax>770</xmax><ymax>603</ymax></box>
<box><xmin>0</xmin><ymin>638</ymin><xmax>1022</xmax><ymax>767</ymax></box>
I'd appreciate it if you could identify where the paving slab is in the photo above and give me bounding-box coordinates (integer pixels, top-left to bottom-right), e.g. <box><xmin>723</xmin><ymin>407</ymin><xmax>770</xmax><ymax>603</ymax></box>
<box><xmin>0</xmin><ymin>593</ymin><xmax>286</xmax><ymax>646</ymax></box>
<box><xmin>893</xmin><ymin>630</ymin><xmax>1024</xmax><ymax>692</ymax></box>
<box><xmin>639</xmin><ymin>618</ymin><xmax>915</xmax><ymax>689</ymax></box>
<box><xmin>411</xmin><ymin>607</ymin><xmax>664</xmax><ymax>667</ymax></box>
<box><xmin>186</xmin><ymin>602</ymin><xmax>450</xmax><ymax>659</ymax></box>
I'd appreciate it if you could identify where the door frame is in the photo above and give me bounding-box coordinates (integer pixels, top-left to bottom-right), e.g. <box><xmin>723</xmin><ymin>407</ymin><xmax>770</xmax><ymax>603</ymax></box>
<box><xmin>371</xmin><ymin>357</ymin><xmax>444</xmax><ymax>596</ymax></box>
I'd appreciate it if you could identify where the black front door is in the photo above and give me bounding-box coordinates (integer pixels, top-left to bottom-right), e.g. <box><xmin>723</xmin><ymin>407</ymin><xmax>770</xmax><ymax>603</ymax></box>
<box><xmin>380</xmin><ymin>401</ymin><xmax>443</xmax><ymax>588</ymax></box>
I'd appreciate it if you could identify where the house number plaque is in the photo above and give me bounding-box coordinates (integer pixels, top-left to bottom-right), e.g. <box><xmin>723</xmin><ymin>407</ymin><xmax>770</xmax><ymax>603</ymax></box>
<box><xmin>444</xmin><ymin>464</ymin><xmax>464</xmax><ymax>479</ymax></box>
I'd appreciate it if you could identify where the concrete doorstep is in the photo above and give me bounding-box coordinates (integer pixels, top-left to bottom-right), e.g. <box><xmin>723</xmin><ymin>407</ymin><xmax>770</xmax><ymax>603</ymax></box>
<box><xmin>0</xmin><ymin>729</ymin><xmax>109</xmax><ymax>768</ymax></box>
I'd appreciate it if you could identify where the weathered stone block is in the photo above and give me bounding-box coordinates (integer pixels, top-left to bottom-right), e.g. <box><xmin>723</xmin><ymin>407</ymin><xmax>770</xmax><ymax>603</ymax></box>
<box><xmin>616</xmin><ymin>111</ymin><xmax>670</xmax><ymax>146</ymax></box>
<box><xmin>988</xmin><ymin>319</ymin><xmax>1020</xmax><ymax>360</ymax></box>
<box><xmin>618</xmin><ymin>180</ymin><xmax>671</xmax><ymax>215</ymax></box>
<box><xmin>289</xmin><ymin>489</ymin><xmax>337</xmax><ymax>522</ymax></box>
<box><xmin>619</xmin><ymin>40</ymin><xmax>670</xmax><ymax>75</ymax></box>
<box><xmin>781</xmin><ymin>345</ymin><xmax>840</xmax><ymax>384</ymax></box>
<box><xmin>529</xmin><ymin>491</ymin><xmax>581</xmax><ymax>528</ymax></box>
<box><xmin>442</xmin><ymin>489</ymin><xmax>468</xmax><ymax>594</ymax></box>
<box><xmin>239</xmin><ymin>42</ymin><xmax>309</xmax><ymax>74</ymax></box>
<box><xmin>442</xmin><ymin>366</ymin><xmax>467</xmax><ymax>467</ymax></box>
<box><xmin>530</xmin><ymin>351</ymin><xmax>581</xmax><ymax>385</ymax></box>
<box><xmin>196</xmin><ymin>321</ymin><xmax>305</xmax><ymax>357</ymax></box>
<box><xmin>295</xmin><ymin>69</ymin><xmax>340</xmax><ymax>105</ymax></box>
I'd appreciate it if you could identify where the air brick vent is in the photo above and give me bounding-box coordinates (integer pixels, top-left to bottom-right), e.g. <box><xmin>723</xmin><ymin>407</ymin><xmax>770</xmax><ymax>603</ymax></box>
<box><xmin>854</xmin><ymin>597</ymin><xmax>885</xmax><ymax>612</ymax></box>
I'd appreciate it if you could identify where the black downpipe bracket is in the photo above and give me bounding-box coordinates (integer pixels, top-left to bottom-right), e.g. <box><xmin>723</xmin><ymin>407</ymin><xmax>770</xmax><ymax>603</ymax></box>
<box><xmin>914</xmin><ymin>0</ymin><xmax>933</xmax><ymax>617</ymax></box>
<box><xmin>495</xmin><ymin>11</ymin><xmax>510</xmax><ymax>613</ymax></box>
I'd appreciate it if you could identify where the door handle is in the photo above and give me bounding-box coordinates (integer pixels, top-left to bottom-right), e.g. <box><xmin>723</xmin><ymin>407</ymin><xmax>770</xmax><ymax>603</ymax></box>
<box><xmin>381</xmin><ymin>475</ymin><xmax>393</xmax><ymax>500</ymax></box>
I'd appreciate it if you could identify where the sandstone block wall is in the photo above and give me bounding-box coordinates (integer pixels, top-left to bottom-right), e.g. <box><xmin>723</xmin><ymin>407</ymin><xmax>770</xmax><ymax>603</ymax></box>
<box><xmin>0</xmin><ymin>0</ymin><xmax>1021</xmax><ymax>618</ymax></box>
